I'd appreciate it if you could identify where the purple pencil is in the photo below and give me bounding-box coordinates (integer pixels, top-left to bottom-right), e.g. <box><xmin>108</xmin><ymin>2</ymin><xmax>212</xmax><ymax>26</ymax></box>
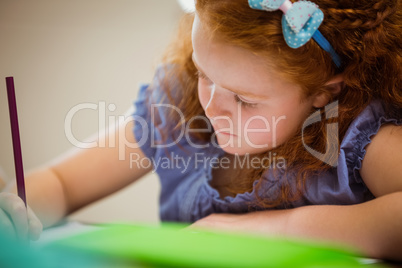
<box><xmin>5</xmin><ymin>77</ymin><xmax>27</xmax><ymax>207</ymax></box>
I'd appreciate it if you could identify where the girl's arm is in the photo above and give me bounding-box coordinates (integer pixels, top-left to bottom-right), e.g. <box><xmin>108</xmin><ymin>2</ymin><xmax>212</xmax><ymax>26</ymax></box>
<box><xmin>5</xmin><ymin>118</ymin><xmax>153</xmax><ymax>229</ymax></box>
<box><xmin>192</xmin><ymin>124</ymin><xmax>402</xmax><ymax>261</ymax></box>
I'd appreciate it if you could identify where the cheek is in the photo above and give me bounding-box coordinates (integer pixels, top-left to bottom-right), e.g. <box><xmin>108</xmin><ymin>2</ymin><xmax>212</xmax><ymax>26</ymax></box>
<box><xmin>239</xmin><ymin>109</ymin><xmax>293</xmax><ymax>149</ymax></box>
<box><xmin>240</xmin><ymin>114</ymin><xmax>272</xmax><ymax>145</ymax></box>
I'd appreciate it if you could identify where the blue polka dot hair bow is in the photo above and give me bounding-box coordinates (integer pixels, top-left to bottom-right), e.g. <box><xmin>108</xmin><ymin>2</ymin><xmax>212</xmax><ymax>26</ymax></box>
<box><xmin>249</xmin><ymin>0</ymin><xmax>342</xmax><ymax>68</ymax></box>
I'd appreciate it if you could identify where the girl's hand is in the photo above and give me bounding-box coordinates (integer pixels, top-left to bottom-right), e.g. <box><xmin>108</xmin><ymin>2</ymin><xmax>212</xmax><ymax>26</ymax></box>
<box><xmin>0</xmin><ymin>192</ymin><xmax>43</xmax><ymax>241</ymax></box>
<box><xmin>0</xmin><ymin>177</ymin><xmax>5</xmax><ymax>192</ymax></box>
<box><xmin>0</xmin><ymin>167</ymin><xmax>7</xmax><ymax>191</ymax></box>
<box><xmin>189</xmin><ymin>211</ymin><xmax>290</xmax><ymax>237</ymax></box>
<box><xmin>189</xmin><ymin>213</ymin><xmax>250</xmax><ymax>232</ymax></box>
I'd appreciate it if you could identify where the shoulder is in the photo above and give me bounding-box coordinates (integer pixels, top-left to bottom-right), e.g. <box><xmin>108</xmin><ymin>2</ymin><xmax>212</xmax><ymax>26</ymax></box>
<box><xmin>360</xmin><ymin>124</ymin><xmax>402</xmax><ymax>197</ymax></box>
<box><xmin>339</xmin><ymin>101</ymin><xmax>401</xmax><ymax>184</ymax></box>
<box><xmin>149</xmin><ymin>64</ymin><xmax>183</xmax><ymax>101</ymax></box>
<box><xmin>131</xmin><ymin>64</ymin><xmax>184</xmax><ymax>160</ymax></box>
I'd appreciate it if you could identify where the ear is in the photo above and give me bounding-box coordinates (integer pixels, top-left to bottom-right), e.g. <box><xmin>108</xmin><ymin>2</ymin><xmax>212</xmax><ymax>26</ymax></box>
<box><xmin>312</xmin><ymin>74</ymin><xmax>344</xmax><ymax>108</ymax></box>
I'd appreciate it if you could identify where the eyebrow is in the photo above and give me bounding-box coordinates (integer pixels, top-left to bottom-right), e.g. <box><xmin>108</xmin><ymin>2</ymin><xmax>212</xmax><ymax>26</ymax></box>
<box><xmin>191</xmin><ymin>54</ymin><xmax>268</xmax><ymax>100</ymax></box>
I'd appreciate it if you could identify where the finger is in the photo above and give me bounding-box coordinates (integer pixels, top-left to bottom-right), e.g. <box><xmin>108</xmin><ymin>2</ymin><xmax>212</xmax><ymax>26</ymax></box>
<box><xmin>27</xmin><ymin>206</ymin><xmax>43</xmax><ymax>241</ymax></box>
<box><xmin>0</xmin><ymin>193</ymin><xmax>29</xmax><ymax>239</ymax></box>
<box><xmin>0</xmin><ymin>209</ymin><xmax>16</xmax><ymax>239</ymax></box>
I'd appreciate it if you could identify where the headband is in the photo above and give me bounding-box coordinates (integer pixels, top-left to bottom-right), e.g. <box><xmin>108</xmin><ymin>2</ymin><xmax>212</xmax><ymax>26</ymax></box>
<box><xmin>248</xmin><ymin>0</ymin><xmax>342</xmax><ymax>68</ymax></box>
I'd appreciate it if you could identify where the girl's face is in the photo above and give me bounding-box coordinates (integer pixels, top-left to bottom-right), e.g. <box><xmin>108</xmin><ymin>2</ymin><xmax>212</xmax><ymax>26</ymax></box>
<box><xmin>192</xmin><ymin>14</ymin><xmax>317</xmax><ymax>155</ymax></box>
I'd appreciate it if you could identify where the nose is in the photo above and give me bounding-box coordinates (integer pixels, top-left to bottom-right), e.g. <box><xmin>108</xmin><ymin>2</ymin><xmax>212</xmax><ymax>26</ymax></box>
<box><xmin>205</xmin><ymin>86</ymin><xmax>225</xmax><ymax>119</ymax></box>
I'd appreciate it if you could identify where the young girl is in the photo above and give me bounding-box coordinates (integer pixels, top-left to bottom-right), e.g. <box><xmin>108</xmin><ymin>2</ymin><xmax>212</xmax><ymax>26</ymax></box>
<box><xmin>1</xmin><ymin>0</ymin><xmax>401</xmax><ymax>261</ymax></box>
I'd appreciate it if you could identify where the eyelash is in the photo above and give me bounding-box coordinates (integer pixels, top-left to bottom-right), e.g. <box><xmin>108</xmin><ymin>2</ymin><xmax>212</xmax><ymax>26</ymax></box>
<box><xmin>234</xmin><ymin>95</ymin><xmax>257</xmax><ymax>108</ymax></box>
<box><xmin>195</xmin><ymin>70</ymin><xmax>257</xmax><ymax>108</ymax></box>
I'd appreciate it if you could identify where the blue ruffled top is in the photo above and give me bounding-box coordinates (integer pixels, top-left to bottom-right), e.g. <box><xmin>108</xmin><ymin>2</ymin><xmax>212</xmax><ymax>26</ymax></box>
<box><xmin>132</xmin><ymin>67</ymin><xmax>402</xmax><ymax>223</ymax></box>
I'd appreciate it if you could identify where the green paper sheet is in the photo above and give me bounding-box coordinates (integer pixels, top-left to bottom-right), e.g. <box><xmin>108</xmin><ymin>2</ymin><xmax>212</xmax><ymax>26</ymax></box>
<box><xmin>42</xmin><ymin>222</ymin><xmax>388</xmax><ymax>268</ymax></box>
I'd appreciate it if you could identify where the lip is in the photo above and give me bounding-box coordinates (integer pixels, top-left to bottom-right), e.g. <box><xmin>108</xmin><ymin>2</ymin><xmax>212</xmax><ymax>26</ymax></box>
<box><xmin>216</xmin><ymin>131</ymin><xmax>237</xmax><ymax>137</ymax></box>
<box><xmin>211</xmin><ymin>123</ymin><xmax>238</xmax><ymax>136</ymax></box>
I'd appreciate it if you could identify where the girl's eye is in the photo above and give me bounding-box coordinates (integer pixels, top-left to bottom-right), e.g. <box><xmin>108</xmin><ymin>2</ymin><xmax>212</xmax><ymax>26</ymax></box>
<box><xmin>195</xmin><ymin>70</ymin><xmax>257</xmax><ymax>108</ymax></box>
<box><xmin>234</xmin><ymin>95</ymin><xmax>257</xmax><ymax>108</ymax></box>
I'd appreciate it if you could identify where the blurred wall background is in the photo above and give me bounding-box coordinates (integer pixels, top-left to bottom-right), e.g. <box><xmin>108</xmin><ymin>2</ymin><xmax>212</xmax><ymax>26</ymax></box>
<box><xmin>0</xmin><ymin>0</ymin><xmax>184</xmax><ymax>224</ymax></box>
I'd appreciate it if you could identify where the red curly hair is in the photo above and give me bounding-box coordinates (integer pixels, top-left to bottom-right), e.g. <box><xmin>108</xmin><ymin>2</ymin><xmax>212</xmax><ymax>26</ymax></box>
<box><xmin>154</xmin><ymin>0</ymin><xmax>401</xmax><ymax>208</ymax></box>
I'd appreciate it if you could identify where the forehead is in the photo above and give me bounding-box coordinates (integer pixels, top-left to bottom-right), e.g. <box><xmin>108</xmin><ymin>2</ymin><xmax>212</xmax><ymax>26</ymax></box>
<box><xmin>191</xmin><ymin>14</ymin><xmax>275</xmax><ymax>99</ymax></box>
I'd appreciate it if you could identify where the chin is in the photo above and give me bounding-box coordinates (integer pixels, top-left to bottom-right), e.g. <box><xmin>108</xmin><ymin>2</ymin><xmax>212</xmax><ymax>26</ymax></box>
<box><xmin>221</xmin><ymin>146</ymin><xmax>272</xmax><ymax>156</ymax></box>
<box><xmin>219</xmin><ymin>146</ymin><xmax>248</xmax><ymax>155</ymax></box>
<box><xmin>213</xmin><ymin>133</ymin><xmax>272</xmax><ymax>155</ymax></box>
<box><xmin>215</xmin><ymin>140</ymin><xmax>269</xmax><ymax>156</ymax></box>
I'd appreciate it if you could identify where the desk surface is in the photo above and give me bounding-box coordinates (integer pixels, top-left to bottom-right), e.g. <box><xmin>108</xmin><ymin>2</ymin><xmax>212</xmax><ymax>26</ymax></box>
<box><xmin>34</xmin><ymin>221</ymin><xmax>100</xmax><ymax>246</ymax></box>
